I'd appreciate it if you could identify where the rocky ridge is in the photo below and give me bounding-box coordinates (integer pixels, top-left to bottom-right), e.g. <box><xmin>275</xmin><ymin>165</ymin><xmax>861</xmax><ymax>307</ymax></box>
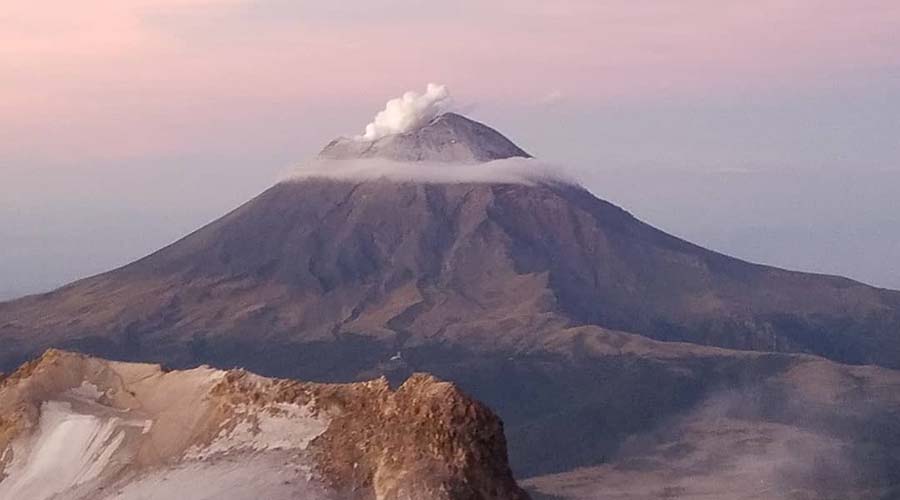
<box><xmin>0</xmin><ymin>350</ymin><xmax>528</xmax><ymax>500</ymax></box>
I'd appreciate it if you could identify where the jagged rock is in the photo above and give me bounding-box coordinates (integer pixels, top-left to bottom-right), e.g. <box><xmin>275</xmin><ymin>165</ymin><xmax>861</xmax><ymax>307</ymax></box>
<box><xmin>0</xmin><ymin>350</ymin><xmax>528</xmax><ymax>500</ymax></box>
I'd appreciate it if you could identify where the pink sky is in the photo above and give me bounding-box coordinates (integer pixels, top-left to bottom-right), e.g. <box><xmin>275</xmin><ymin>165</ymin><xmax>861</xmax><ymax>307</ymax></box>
<box><xmin>3</xmin><ymin>0</ymin><xmax>899</xmax><ymax>160</ymax></box>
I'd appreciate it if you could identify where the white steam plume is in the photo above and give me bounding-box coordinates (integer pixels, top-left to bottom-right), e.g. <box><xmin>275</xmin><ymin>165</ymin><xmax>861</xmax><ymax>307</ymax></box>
<box><xmin>360</xmin><ymin>83</ymin><xmax>452</xmax><ymax>141</ymax></box>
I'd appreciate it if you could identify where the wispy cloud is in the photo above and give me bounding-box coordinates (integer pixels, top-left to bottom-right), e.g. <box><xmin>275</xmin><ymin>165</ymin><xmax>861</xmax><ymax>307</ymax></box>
<box><xmin>283</xmin><ymin>157</ymin><xmax>578</xmax><ymax>185</ymax></box>
<box><xmin>539</xmin><ymin>90</ymin><xmax>565</xmax><ymax>106</ymax></box>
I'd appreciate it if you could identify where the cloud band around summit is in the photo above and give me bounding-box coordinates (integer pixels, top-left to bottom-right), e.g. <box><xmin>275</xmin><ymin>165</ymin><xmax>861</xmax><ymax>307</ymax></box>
<box><xmin>284</xmin><ymin>158</ymin><xmax>576</xmax><ymax>186</ymax></box>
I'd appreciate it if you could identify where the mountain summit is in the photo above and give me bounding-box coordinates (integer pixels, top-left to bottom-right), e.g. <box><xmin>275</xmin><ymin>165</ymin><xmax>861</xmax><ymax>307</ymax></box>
<box><xmin>318</xmin><ymin>112</ymin><xmax>531</xmax><ymax>162</ymax></box>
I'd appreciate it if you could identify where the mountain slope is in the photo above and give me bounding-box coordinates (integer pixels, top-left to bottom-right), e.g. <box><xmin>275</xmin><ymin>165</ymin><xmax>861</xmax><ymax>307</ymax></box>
<box><xmin>523</xmin><ymin>353</ymin><xmax>900</xmax><ymax>500</ymax></box>
<box><xmin>2</xmin><ymin>177</ymin><xmax>899</xmax><ymax>372</ymax></box>
<box><xmin>0</xmin><ymin>350</ymin><xmax>528</xmax><ymax>500</ymax></box>
<box><xmin>2</xmin><ymin>112</ymin><xmax>900</xmax><ymax>487</ymax></box>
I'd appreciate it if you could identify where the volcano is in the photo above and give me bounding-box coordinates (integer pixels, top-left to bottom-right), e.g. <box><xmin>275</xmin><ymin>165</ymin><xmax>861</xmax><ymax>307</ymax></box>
<box><xmin>2</xmin><ymin>111</ymin><xmax>900</xmax><ymax>497</ymax></box>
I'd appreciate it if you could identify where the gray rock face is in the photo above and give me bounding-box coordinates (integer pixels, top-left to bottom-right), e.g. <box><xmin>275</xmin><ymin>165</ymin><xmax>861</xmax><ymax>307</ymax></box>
<box><xmin>318</xmin><ymin>113</ymin><xmax>531</xmax><ymax>162</ymax></box>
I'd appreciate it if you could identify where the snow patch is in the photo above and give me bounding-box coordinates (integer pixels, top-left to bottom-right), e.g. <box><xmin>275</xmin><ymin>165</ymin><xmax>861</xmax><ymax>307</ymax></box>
<box><xmin>187</xmin><ymin>402</ymin><xmax>328</xmax><ymax>459</ymax></box>
<box><xmin>0</xmin><ymin>401</ymin><xmax>131</xmax><ymax>500</ymax></box>
<box><xmin>69</xmin><ymin>381</ymin><xmax>104</xmax><ymax>401</ymax></box>
<box><xmin>97</xmin><ymin>452</ymin><xmax>330</xmax><ymax>500</ymax></box>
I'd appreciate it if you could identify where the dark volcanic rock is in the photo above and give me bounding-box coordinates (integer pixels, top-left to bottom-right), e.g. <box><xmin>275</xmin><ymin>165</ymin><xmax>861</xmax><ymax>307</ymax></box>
<box><xmin>3</xmin><ymin>179</ymin><xmax>898</xmax><ymax>371</ymax></box>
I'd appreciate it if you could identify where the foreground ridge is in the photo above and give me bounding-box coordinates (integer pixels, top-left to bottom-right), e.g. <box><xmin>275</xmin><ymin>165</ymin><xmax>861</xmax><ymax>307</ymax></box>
<box><xmin>0</xmin><ymin>350</ymin><xmax>528</xmax><ymax>500</ymax></box>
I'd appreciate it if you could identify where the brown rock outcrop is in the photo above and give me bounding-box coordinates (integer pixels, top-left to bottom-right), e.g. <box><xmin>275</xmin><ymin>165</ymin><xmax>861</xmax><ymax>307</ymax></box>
<box><xmin>0</xmin><ymin>350</ymin><xmax>528</xmax><ymax>500</ymax></box>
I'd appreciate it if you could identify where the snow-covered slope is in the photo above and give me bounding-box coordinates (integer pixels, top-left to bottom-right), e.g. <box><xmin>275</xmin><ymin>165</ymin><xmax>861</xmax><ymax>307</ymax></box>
<box><xmin>318</xmin><ymin>112</ymin><xmax>531</xmax><ymax>162</ymax></box>
<box><xmin>0</xmin><ymin>350</ymin><xmax>528</xmax><ymax>500</ymax></box>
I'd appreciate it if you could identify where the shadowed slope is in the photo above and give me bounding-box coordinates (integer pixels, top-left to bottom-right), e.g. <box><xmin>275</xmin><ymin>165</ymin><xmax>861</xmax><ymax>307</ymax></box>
<box><xmin>2</xmin><ymin>178</ymin><xmax>899</xmax><ymax>372</ymax></box>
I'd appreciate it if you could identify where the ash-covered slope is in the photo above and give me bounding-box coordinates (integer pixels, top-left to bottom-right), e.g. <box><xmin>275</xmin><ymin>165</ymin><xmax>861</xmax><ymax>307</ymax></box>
<box><xmin>0</xmin><ymin>350</ymin><xmax>528</xmax><ymax>500</ymax></box>
<box><xmin>319</xmin><ymin>112</ymin><xmax>531</xmax><ymax>162</ymax></box>
<box><xmin>2</xmin><ymin>171</ymin><xmax>899</xmax><ymax>372</ymax></box>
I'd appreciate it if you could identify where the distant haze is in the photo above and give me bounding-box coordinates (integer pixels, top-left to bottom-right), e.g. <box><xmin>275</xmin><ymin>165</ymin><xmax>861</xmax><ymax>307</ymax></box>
<box><xmin>1</xmin><ymin>0</ymin><xmax>899</xmax><ymax>298</ymax></box>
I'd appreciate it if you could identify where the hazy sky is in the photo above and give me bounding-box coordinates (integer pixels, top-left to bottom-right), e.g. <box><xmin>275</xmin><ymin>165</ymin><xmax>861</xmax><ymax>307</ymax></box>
<box><xmin>2</xmin><ymin>0</ymin><xmax>899</xmax><ymax>298</ymax></box>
